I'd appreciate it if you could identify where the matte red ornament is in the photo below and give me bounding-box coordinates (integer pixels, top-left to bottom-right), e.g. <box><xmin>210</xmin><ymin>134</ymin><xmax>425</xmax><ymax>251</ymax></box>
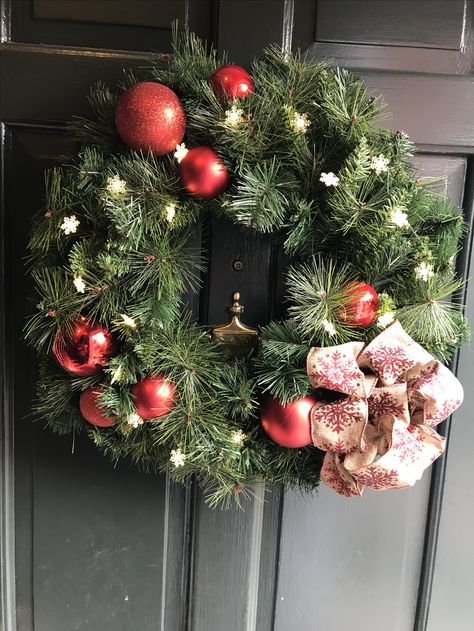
<box><xmin>131</xmin><ymin>375</ymin><xmax>176</xmax><ymax>420</ymax></box>
<box><xmin>338</xmin><ymin>282</ymin><xmax>379</xmax><ymax>328</ymax></box>
<box><xmin>53</xmin><ymin>318</ymin><xmax>117</xmax><ymax>377</ymax></box>
<box><xmin>260</xmin><ymin>395</ymin><xmax>316</xmax><ymax>448</ymax></box>
<box><xmin>179</xmin><ymin>146</ymin><xmax>229</xmax><ymax>198</ymax></box>
<box><xmin>79</xmin><ymin>386</ymin><xmax>115</xmax><ymax>428</ymax></box>
<box><xmin>209</xmin><ymin>65</ymin><xmax>254</xmax><ymax>101</ymax></box>
<box><xmin>115</xmin><ymin>82</ymin><xmax>186</xmax><ymax>156</ymax></box>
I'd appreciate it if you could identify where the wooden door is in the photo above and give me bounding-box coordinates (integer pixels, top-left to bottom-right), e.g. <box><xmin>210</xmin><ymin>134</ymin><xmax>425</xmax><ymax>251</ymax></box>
<box><xmin>1</xmin><ymin>2</ymin><xmax>473</xmax><ymax>630</ymax></box>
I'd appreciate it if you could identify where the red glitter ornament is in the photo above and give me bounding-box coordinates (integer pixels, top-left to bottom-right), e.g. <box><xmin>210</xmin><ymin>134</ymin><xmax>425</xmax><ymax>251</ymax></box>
<box><xmin>260</xmin><ymin>395</ymin><xmax>316</xmax><ymax>448</ymax></box>
<box><xmin>115</xmin><ymin>82</ymin><xmax>186</xmax><ymax>156</ymax></box>
<box><xmin>209</xmin><ymin>65</ymin><xmax>254</xmax><ymax>101</ymax></box>
<box><xmin>338</xmin><ymin>282</ymin><xmax>379</xmax><ymax>328</ymax></box>
<box><xmin>179</xmin><ymin>146</ymin><xmax>229</xmax><ymax>198</ymax></box>
<box><xmin>79</xmin><ymin>386</ymin><xmax>115</xmax><ymax>428</ymax></box>
<box><xmin>131</xmin><ymin>375</ymin><xmax>176</xmax><ymax>420</ymax></box>
<box><xmin>53</xmin><ymin>318</ymin><xmax>117</xmax><ymax>377</ymax></box>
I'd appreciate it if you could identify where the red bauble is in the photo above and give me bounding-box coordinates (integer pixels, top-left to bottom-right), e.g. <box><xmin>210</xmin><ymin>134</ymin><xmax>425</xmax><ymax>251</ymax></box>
<box><xmin>338</xmin><ymin>282</ymin><xmax>379</xmax><ymax>327</ymax></box>
<box><xmin>79</xmin><ymin>386</ymin><xmax>115</xmax><ymax>428</ymax></box>
<box><xmin>53</xmin><ymin>318</ymin><xmax>117</xmax><ymax>377</ymax></box>
<box><xmin>209</xmin><ymin>65</ymin><xmax>254</xmax><ymax>101</ymax></box>
<box><xmin>179</xmin><ymin>147</ymin><xmax>229</xmax><ymax>198</ymax></box>
<box><xmin>131</xmin><ymin>375</ymin><xmax>176</xmax><ymax>420</ymax></box>
<box><xmin>115</xmin><ymin>82</ymin><xmax>186</xmax><ymax>156</ymax></box>
<box><xmin>260</xmin><ymin>395</ymin><xmax>316</xmax><ymax>448</ymax></box>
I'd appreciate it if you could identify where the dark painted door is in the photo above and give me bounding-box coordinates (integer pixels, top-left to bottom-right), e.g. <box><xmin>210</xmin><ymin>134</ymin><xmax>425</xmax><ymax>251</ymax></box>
<box><xmin>1</xmin><ymin>2</ymin><xmax>473</xmax><ymax>630</ymax></box>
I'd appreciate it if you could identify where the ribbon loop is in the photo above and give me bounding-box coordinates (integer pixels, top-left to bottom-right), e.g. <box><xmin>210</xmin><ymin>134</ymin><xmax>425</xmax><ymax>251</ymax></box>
<box><xmin>307</xmin><ymin>321</ymin><xmax>463</xmax><ymax>496</ymax></box>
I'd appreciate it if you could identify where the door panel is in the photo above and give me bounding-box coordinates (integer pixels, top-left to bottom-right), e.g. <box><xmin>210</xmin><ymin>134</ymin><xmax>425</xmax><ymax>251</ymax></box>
<box><xmin>276</xmin><ymin>483</ymin><xmax>429</xmax><ymax>631</ymax></box>
<box><xmin>1</xmin><ymin>2</ymin><xmax>474</xmax><ymax>630</ymax></box>
<box><xmin>9</xmin><ymin>0</ymin><xmax>210</xmax><ymax>52</ymax></box>
<box><xmin>426</xmin><ymin>169</ymin><xmax>474</xmax><ymax>631</ymax></box>
<box><xmin>315</xmin><ymin>0</ymin><xmax>467</xmax><ymax>49</ymax></box>
<box><xmin>6</xmin><ymin>126</ymin><xmax>189</xmax><ymax>631</ymax></box>
<box><xmin>287</xmin><ymin>2</ymin><xmax>474</xmax><ymax>630</ymax></box>
<box><xmin>273</xmin><ymin>154</ymin><xmax>468</xmax><ymax>631</ymax></box>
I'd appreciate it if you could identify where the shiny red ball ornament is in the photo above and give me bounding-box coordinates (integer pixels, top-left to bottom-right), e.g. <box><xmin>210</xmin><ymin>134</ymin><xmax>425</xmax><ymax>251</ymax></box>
<box><xmin>53</xmin><ymin>318</ymin><xmax>117</xmax><ymax>377</ymax></box>
<box><xmin>115</xmin><ymin>82</ymin><xmax>186</xmax><ymax>156</ymax></box>
<box><xmin>338</xmin><ymin>282</ymin><xmax>379</xmax><ymax>327</ymax></box>
<box><xmin>79</xmin><ymin>386</ymin><xmax>115</xmax><ymax>428</ymax></box>
<box><xmin>209</xmin><ymin>65</ymin><xmax>254</xmax><ymax>101</ymax></box>
<box><xmin>131</xmin><ymin>375</ymin><xmax>176</xmax><ymax>420</ymax></box>
<box><xmin>260</xmin><ymin>395</ymin><xmax>316</xmax><ymax>448</ymax></box>
<box><xmin>179</xmin><ymin>146</ymin><xmax>229</xmax><ymax>198</ymax></box>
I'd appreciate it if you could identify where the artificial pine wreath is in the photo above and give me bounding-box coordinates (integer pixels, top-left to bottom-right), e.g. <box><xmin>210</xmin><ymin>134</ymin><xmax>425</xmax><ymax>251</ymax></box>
<box><xmin>25</xmin><ymin>27</ymin><xmax>468</xmax><ymax>506</ymax></box>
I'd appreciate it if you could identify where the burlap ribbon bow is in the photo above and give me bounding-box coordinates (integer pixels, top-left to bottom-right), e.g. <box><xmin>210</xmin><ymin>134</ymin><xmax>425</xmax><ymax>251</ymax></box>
<box><xmin>306</xmin><ymin>321</ymin><xmax>463</xmax><ymax>496</ymax></box>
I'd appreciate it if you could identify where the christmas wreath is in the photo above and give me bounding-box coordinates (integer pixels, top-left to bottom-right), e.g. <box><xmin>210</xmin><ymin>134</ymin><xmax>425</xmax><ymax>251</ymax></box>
<box><xmin>25</xmin><ymin>27</ymin><xmax>468</xmax><ymax>506</ymax></box>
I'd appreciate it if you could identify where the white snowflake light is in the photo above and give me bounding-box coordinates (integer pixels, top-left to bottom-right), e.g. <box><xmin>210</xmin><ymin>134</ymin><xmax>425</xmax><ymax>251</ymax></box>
<box><xmin>73</xmin><ymin>274</ymin><xmax>86</xmax><ymax>294</ymax></box>
<box><xmin>377</xmin><ymin>312</ymin><xmax>395</xmax><ymax>329</ymax></box>
<box><xmin>322</xmin><ymin>319</ymin><xmax>337</xmax><ymax>336</ymax></box>
<box><xmin>121</xmin><ymin>314</ymin><xmax>136</xmax><ymax>328</ymax></box>
<box><xmin>225</xmin><ymin>105</ymin><xmax>244</xmax><ymax>126</ymax></box>
<box><xmin>60</xmin><ymin>215</ymin><xmax>80</xmax><ymax>235</ymax></box>
<box><xmin>370</xmin><ymin>154</ymin><xmax>390</xmax><ymax>175</ymax></box>
<box><xmin>415</xmin><ymin>262</ymin><xmax>435</xmax><ymax>282</ymax></box>
<box><xmin>390</xmin><ymin>207</ymin><xmax>409</xmax><ymax>228</ymax></box>
<box><xmin>174</xmin><ymin>143</ymin><xmax>188</xmax><ymax>163</ymax></box>
<box><xmin>231</xmin><ymin>429</ymin><xmax>246</xmax><ymax>445</ymax></box>
<box><xmin>106</xmin><ymin>175</ymin><xmax>127</xmax><ymax>195</ymax></box>
<box><xmin>291</xmin><ymin>112</ymin><xmax>310</xmax><ymax>133</ymax></box>
<box><xmin>165</xmin><ymin>204</ymin><xmax>176</xmax><ymax>222</ymax></box>
<box><xmin>320</xmin><ymin>172</ymin><xmax>340</xmax><ymax>187</ymax></box>
<box><xmin>127</xmin><ymin>413</ymin><xmax>143</xmax><ymax>429</ymax></box>
<box><xmin>170</xmin><ymin>448</ymin><xmax>186</xmax><ymax>468</ymax></box>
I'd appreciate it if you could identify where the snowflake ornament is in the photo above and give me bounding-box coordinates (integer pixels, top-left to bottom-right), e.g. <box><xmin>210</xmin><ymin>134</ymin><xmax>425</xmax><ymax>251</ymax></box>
<box><xmin>370</xmin><ymin>154</ymin><xmax>390</xmax><ymax>175</ymax></box>
<box><xmin>170</xmin><ymin>448</ymin><xmax>186</xmax><ymax>468</ymax></box>
<box><xmin>291</xmin><ymin>112</ymin><xmax>310</xmax><ymax>133</ymax></box>
<box><xmin>389</xmin><ymin>207</ymin><xmax>409</xmax><ymax>228</ymax></box>
<box><xmin>106</xmin><ymin>175</ymin><xmax>127</xmax><ymax>195</ymax></box>
<box><xmin>231</xmin><ymin>429</ymin><xmax>246</xmax><ymax>445</ymax></box>
<box><xmin>121</xmin><ymin>314</ymin><xmax>136</xmax><ymax>328</ymax></box>
<box><xmin>165</xmin><ymin>204</ymin><xmax>176</xmax><ymax>222</ymax></box>
<box><xmin>60</xmin><ymin>215</ymin><xmax>80</xmax><ymax>235</ymax></box>
<box><xmin>322</xmin><ymin>319</ymin><xmax>337</xmax><ymax>336</ymax></box>
<box><xmin>320</xmin><ymin>172</ymin><xmax>340</xmax><ymax>187</ymax></box>
<box><xmin>225</xmin><ymin>105</ymin><xmax>244</xmax><ymax>126</ymax></box>
<box><xmin>73</xmin><ymin>274</ymin><xmax>86</xmax><ymax>294</ymax></box>
<box><xmin>415</xmin><ymin>262</ymin><xmax>435</xmax><ymax>282</ymax></box>
<box><xmin>174</xmin><ymin>143</ymin><xmax>188</xmax><ymax>163</ymax></box>
<box><xmin>377</xmin><ymin>311</ymin><xmax>395</xmax><ymax>329</ymax></box>
<box><xmin>127</xmin><ymin>413</ymin><xmax>143</xmax><ymax>429</ymax></box>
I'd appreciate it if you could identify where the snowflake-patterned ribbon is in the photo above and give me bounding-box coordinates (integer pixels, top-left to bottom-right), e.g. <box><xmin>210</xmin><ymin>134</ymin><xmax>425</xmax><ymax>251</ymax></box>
<box><xmin>306</xmin><ymin>321</ymin><xmax>463</xmax><ymax>497</ymax></box>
